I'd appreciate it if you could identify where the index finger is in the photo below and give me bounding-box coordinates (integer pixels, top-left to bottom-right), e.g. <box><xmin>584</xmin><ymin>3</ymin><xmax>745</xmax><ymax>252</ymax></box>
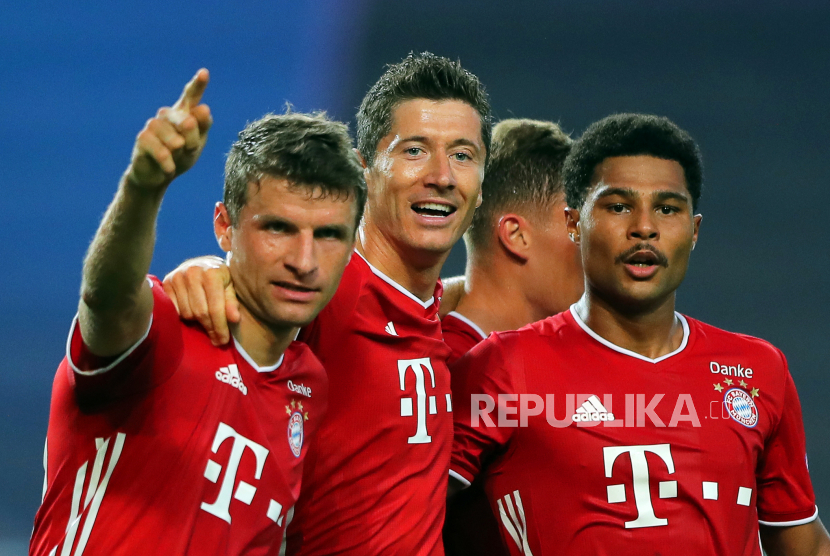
<box><xmin>173</xmin><ymin>68</ymin><xmax>209</xmax><ymax>112</ymax></box>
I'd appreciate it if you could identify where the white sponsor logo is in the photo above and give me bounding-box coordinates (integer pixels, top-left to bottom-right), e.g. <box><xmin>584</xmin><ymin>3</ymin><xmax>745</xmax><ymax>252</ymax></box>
<box><xmin>398</xmin><ymin>358</ymin><xmax>451</xmax><ymax>444</ymax></box>
<box><xmin>571</xmin><ymin>394</ymin><xmax>615</xmax><ymax>422</ymax></box>
<box><xmin>216</xmin><ymin>364</ymin><xmax>247</xmax><ymax>395</ymax></box>
<box><xmin>385</xmin><ymin>321</ymin><xmax>398</xmax><ymax>336</ymax></box>
<box><xmin>604</xmin><ymin>443</ymin><xmax>676</xmax><ymax>528</ymax></box>
<box><xmin>709</xmin><ymin>361</ymin><xmax>753</xmax><ymax>378</ymax></box>
<box><xmin>287</xmin><ymin>380</ymin><xmax>311</xmax><ymax>398</ymax></box>
<box><xmin>201</xmin><ymin>422</ymin><xmax>268</xmax><ymax>523</ymax></box>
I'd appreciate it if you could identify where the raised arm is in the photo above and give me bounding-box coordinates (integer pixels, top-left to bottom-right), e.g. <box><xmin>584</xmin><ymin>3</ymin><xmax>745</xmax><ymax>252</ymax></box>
<box><xmin>79</xmin><ymin>69</ymin><xmax>212</xmax><ymax>357</ymax></box>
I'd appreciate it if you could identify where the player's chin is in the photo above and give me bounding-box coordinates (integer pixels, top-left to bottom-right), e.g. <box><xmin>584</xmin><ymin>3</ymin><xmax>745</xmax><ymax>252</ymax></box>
<box><xmin>406</xmin><ymin>226</ymin><xmax>464</xmax><ymax>254</ymax></box>
<box><xmin>268</xmin><ymin>302</ymin><xmax>323</xmax><ymax>329</ymax></box>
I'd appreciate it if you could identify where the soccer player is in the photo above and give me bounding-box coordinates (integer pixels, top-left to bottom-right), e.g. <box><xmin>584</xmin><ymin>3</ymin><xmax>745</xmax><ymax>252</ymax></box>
<box><xmin>162</xmin><ymin>53</ymin><xmax>491</xmax><ymax>555</ymax></box>
<box><xmin>30</xmin><ymin>70</ymin><xmax>366</xmax><ymax>555</ymax></box>
<box><xmin>449</xmin><ymin>113</ymin><xmax>830</xmax><ymax>555</ymax></box>
<box><xmin>442</xmin><ymin>118</ymin><xmax>583</xmax><ymax>556</ymax></box>
<box><xmin>441</xmin><ymin>118</ymin><xmax>583</xmax><ymax>364</ymax></box>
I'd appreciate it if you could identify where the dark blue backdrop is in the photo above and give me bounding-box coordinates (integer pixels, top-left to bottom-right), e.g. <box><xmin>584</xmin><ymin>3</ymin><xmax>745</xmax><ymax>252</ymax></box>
<box><xmin>3</xmin><ymin>0</ymin><xmax>829</xmax><ymax>551</ymax></box>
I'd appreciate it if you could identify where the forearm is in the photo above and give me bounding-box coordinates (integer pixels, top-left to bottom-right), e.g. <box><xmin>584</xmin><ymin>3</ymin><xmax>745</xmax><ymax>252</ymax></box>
<box><xmin>79</xmin><ymin>176</ymin><xmax>166</xmax><ymax>355</ymax></box>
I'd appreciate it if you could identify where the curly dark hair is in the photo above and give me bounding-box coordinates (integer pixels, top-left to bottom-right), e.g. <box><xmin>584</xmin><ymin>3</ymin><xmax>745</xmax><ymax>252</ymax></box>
<box><xmin>466</xmin><ymin>119</ymin><xmax>572</xmax><ymax>251</ymax></box>
<box><xmin>563</xmin><ymin>113</ymin><xmax>703</xmax><ymax>211</ymax></box>
<box><xmin>356</xmin><ymin>51</ymin><xmax>492</xmax><ymax>167</ymax></box>
<box><xmin>224</xmin><ymin>110</ymin><xmax>367</xmax><ymax>228</ymax></box>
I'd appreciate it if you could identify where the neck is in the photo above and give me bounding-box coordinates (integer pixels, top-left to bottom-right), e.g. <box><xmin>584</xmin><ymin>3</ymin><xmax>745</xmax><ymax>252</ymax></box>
<box><xmin>573</xmin><ymin>291</ymin><xmax>682</xmax><ymax>360</ymax></box>
<box><xmin>231</xmin><ymin>305</ymin><xmax>297</xmax><ymax>368</ymax></box>
<box><xmin>455</xmin><ymin>255</ymin><xmax>552</xmax><ymax>335</ymax></box>
<box><xmin>356</xmin><ymin>222</ymin><xmax>447</xmax><ymax>302</ymax></box>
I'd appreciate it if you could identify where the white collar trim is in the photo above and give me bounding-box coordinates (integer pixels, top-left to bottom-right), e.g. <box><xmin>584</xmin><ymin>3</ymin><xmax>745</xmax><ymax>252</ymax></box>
<box><xmin>232</xmin><ymin>336</ymin><xmax>285</xmax><ymax>373</ymax></box>
<box><xmin>446</xmin><ymin>311</ymin><xmax>487</xmax><ymax>340</ymax></box>
<box><xmin>569</xmin><ymin>305</ymin><xmax>689</xmax><ymax>364</ymax></box>
<box><xmin>354</xmin><ymin>250</ymin><xmax>435</xmax><ymax>309</ymax></box>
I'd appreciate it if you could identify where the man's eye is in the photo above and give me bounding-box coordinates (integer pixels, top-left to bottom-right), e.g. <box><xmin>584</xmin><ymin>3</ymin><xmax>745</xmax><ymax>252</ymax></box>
<box><xmin>658</xmin><ymin>206</ymin><xmax>678</xmax><ymax>215</ymax></box>
<box><xmin>266</xmin><ymin>222</ymin><xmax>288</xmax><ymax>232</ymax></box>
<box><xmin>452</xmin><ymin>152</ymin><xmax>471</xmax><ymax>162</ymax></box>
<box><xmin>610</xmin><ymin>204</ymin><xmax>627</xmax><ymax>213</ymax></box>
<box><xmin>405</xmin><ymin>147</ymin><xmax>422</xmax><ymax>156</ymax></box>
<box><xmin>315</xmin><ymin>228</ymin><xmax>344</xmax><ymax>240</ymax></box>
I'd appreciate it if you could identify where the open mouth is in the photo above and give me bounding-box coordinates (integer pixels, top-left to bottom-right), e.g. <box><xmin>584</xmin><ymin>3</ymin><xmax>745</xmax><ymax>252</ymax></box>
<box><xmin>626</xmin><ymin>252</ymin><xmax>659</xmax><ymax>268</ymax></box>
<box><xmin>411</xmin><ymin>202</ymin><xmax>456</xmax><ymax>218</ymax></box>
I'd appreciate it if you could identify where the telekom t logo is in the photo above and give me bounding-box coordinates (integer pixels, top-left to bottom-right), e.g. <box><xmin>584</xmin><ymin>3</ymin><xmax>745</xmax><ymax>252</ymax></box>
<box><xmin>603</xmin><ymin>443</ymin><xmax>676</xmax><ymax>528</ymax></box>
<box><xmin>201</xmin><ymin>422</ymin><xmax>272</xmax><ymax>524</ymax></box>
<box><xmin>398</xmin><ymin>358</ymin><xmax>444</xmax><ymax>444</ymax></box>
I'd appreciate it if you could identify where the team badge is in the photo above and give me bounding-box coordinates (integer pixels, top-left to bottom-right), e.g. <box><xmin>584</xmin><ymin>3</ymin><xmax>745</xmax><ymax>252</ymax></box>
<box><xmin>285</xmin><ymin>399</ymin><xmax>309</xmax><ymax>458</ymax></box>
<box><xmin>723</xmin><ymin>388</ymin><xmax>758</xmax><ymax>428</ymax></box>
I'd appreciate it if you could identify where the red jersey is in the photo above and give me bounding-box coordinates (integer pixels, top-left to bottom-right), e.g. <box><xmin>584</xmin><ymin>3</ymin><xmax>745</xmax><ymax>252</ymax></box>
<box><xmin>451</xmin><ymin>306</ymin><xmax>817</xmax><ymax>556</ymax></box>
<box><xmin>284</xmin><ymin>252</ymin><xmax>453</xmax><ymax>555</ymax></box>
<box><xmin>441</xmin><ymin>312</ymin><xmax>507</xmax><ymax>556</ymax></box>
<box><xmin>31</xmin><ymin>277</ymin><xmax>327</xmax><ymax>556</ymax></box>
<box><xmin>442</xmin><ymin>311</ymin><xmax>487</xmax><ymax>366</ymax></box>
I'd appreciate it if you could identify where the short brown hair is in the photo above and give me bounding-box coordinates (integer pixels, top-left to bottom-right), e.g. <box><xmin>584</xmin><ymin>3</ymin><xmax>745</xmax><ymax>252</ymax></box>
<box><xmin>356</xmin><ymin>52</ymin><xmax>492</xmax><ymax>167</ymax></box>
<box><xmin>465</xmin><ymin>119</ymin><xmax>572</xmax><ymax>251</ymax></box>
<box><xmin>224</xmin><ymin>111</ymin><xmax>367</xmax><ymax>227</ymax></box>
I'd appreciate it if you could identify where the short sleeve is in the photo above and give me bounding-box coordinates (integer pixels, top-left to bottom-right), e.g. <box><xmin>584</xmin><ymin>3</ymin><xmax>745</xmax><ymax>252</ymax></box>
<box><xmin>450</xmin><ymin>335</ymin><xmax>516</xmax><ymax>487</ymax></box>
<box><xmin>67</xmin><ymin>276</ymin><xmax>184</xmax><ymax>405</ymax></box>
<box><xmin>756</xmin><ymin>358</ymin><xmax>818</xmax><ymax>526</ymax></box>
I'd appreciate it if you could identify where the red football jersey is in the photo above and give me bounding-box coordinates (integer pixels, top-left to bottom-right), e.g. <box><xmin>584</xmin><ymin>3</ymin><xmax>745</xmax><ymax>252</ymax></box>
<box><xmin>441</xmin><ymin>312</ymin><xmax>507</xmax><ymax>556</ymax></box>
<box><xmin>284</xmin><ymin>252</ymin><xmax>453</xmax><ymax>555</ymax></box>
<box><xmin>31</xmin><ymin>277</ymin><xmax>327</xmax><ymax>556</ymax></box>
<box><xmin>451</xmin><ymin>306</ymin><xmax>818</xmax><ymax>556</ymax></box>
<box><xmin>442</xmin><ymin>311</ymin><xmax>487</xmax><ymax>366</ymax></box>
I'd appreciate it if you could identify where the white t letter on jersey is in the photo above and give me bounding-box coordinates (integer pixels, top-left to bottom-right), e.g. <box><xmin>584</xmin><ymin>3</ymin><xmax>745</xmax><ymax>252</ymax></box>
<box><xmin>201</xmin><ymin>422</ymin><xmax>269</xmax><ymax>523</ymax></box>
<box><xmin>603</xmin><ymin>443</ymin><xmax>675</xmax><ymax>528</ymax></box>
<box><xmin>398</xmin><ymin>358</ymin><xmax>436</xmax><ymax>444</ymax></box>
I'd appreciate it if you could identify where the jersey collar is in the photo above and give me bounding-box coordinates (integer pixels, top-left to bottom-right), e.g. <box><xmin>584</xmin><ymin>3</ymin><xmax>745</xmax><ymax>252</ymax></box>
<box><xmin>354</xmin><ymin>250</ymin><xmax>437</xmax><ymax>309</ymax></box>
<box><xmin>569</xmin><ymin>305</ymin><xmax>690</xmax><ymax>364</ymax></box>
<box><xmin>446</xmin><ymin>311</ymin><xmax>488</xmax><ymax>340</ymax></box>
<box><xmin>232</xmin><ymin>336</ymin><xmax>286</xmax><ymax>374</ymax></box>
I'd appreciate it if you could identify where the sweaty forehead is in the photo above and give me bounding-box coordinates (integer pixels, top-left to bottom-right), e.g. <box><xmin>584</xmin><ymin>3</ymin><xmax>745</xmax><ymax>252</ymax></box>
<box><xmin>386</xmin><ymin>99</ymin><xmax>483</xmax><ymax>144</ymax></box>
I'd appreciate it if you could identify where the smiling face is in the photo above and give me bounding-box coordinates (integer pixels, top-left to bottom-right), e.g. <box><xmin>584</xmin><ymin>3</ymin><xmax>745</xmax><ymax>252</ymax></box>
<box><xmin>566</xmin><ymin>155</ymin><xmax>701</xmax><ymax>313</ymax></box>
<box><xmin>363</xmin><ymin>98</ymin><xmax>485</xmax><ymax>260</ymax></box>
<box><xmin>215</xmin><ymin>175</ymin><xmax>357</xmax><ymax>329</ymax></box>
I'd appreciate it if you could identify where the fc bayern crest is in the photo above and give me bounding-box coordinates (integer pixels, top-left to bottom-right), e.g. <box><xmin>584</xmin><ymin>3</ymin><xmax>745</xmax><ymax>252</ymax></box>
<box><xmin>723</xmin><ymin>388</ymin><xmax>758</xmax><ymax>428</ymax></box>
<box><xmin>288</xmin><ymin>412</ymin><xmax>304</xmax><ymax>457</ymax></box>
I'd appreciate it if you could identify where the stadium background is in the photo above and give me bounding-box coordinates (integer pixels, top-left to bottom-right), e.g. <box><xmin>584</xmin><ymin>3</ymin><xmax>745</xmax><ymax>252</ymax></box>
<box><xmin>2</xmin><ymin>1</ymin><xmax>829</xmax><ymax>552</ymax></box>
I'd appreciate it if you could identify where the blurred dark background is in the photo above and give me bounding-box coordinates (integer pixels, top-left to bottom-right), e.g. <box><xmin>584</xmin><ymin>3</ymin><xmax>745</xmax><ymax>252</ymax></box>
<box><xmin>2</xmin><ymin>0</ymin><xmax>828</xmax><ymax>551</ymax></box>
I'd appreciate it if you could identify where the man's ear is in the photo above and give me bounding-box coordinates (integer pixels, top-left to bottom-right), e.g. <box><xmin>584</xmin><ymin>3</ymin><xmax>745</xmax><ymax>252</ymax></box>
<box><xmin>214</xmin><ymin>202</ymin><xmax>233</xmax><ymax>253</ymax></box>
<box><xmin>497</xmin><ymin>214</ymin><xmax>530</xmax><ymax>262</ymax></box>
<box><xmin>692</xmin><ymin>213</ymin><xmax>702</xmax><ymax>250</ymax></box>
<box><xmin>565</xmin><ymin>207</ymin><xmax>581</xmax><ymax>244</ymax></box>
<box><xmin>355</xmin><ymin>149</ymin><xmax>368</xmax><ymax>170</ymax></box>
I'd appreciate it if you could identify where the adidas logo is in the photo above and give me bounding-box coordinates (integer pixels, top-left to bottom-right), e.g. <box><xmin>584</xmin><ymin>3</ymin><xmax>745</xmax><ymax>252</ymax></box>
<box><xmin>571</xmin><ymin>395</ymin><xmax>615</xmax><ymax>422</ymax></box>
<box><xmin>215</xmin><ymin>364</ymin><xmax>248</xmax><ymax>395</ymax></box>
<box><xmin>385</xmin><ymin>321</ymin><xmax>398</xmax><ymax>336</ymax></box>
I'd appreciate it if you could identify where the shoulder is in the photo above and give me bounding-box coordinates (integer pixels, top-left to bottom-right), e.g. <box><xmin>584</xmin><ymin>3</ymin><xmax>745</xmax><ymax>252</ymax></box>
<box><xmin>686</xmin><ymin>316</ymin><xmax>787</xmax><ymax>366</ymax></box>
<box><xmin>489</xmin><ymin>311</ymin><xmax>571</xmax><ymax>351</ymax></box>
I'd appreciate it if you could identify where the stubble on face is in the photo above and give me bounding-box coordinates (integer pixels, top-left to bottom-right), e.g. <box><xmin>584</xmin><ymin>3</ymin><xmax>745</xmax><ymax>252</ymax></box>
<box><xmin>362</xmin><ymin>99</ymin><xmax>485</xmax><ymax>260</ymax></box>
